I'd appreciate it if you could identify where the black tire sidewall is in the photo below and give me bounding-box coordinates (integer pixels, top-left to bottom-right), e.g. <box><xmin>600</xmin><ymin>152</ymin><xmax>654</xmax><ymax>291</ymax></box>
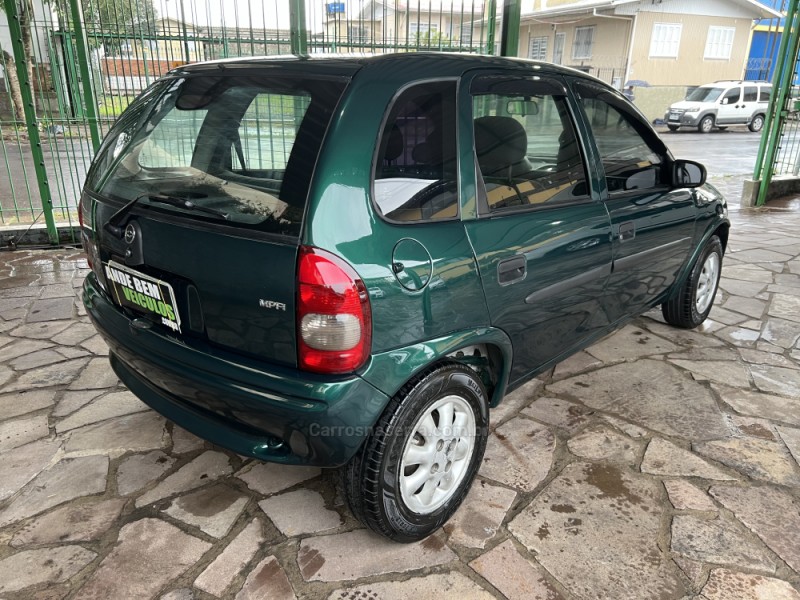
<box><xmin>376</xmin><ymin>366</ymin><xmax>488</xmax><ymax>540</ymax></box>
<box><xmin>687</xmin><ymin>237</ymin><xmax>723</xmax><ymax>325</ymax></box>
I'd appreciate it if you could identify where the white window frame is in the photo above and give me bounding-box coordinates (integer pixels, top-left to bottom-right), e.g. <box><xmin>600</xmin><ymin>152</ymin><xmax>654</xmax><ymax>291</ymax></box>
<box><xmin>553</xmin><ymin>32</ymin><xmax>565</xmax><ymax>65</ymax></box>
<box><xmin>649</xmin><ymin>23</ymin><xmax>682</xmax><ymax>58</ymax></box>
<box><xmin>704</xmin><ymin>26</ymin><xmax>735</xmax><ymax>60</ymax></box>
<box><xmin>529</xmin><ymin>36</ymin><xmax>548</xmax><ymax>60</ymax></box>
<box><xmin>410</xmin><ymin>22</ymin><xmax>439</xmax><ymax>36</ymax></box>
<box><xmin>572</xmin><ymin>26</ymin><xmax>595</xmax><ymax>60</ymax></box>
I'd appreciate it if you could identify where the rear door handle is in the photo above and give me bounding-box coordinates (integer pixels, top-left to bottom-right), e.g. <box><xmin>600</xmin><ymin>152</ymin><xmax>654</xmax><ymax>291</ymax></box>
<box><xmin>618</xmin><ymin>221</ymin><xmax>635</xmax><ymax>242</ymax></box>
<box><xmin>497</xmin><ymin>254</ymin><xmax>527</xmax><ymax>285</ymax></box>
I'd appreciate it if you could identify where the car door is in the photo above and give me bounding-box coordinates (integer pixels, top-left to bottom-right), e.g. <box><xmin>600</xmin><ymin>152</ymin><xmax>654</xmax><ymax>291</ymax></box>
<box><xmin>569</xmin><ymin>79</ymin><xmax>697</xmax><ymax>324</ymax></box>
<box><xmin>716</xmin><ymin>85</ymin><xmax>745</xmax><ymax>124</ymax></box>
<box><xmin>463</xmin><ymin>72</ymin><xmax>613</xmax><ymax>383</ymax></box>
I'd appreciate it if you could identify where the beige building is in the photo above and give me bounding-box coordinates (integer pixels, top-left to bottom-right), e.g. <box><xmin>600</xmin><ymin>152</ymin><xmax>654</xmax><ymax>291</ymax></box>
<box><xmin>515</xmin><ymin>0</ymin><xmax>780</xmax><ymax>121</ymax></box>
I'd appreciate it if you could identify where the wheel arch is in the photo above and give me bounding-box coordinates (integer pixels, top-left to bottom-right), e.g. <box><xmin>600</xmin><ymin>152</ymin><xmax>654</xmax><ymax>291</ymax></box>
<box><xmin>666</xmin><ymin>219</ymin><xmax>729</xmax><ymax>303</ymax></box>
<box><xmin>360</xmin><ymin>327</ymin><xmax>513</xmax><ymax>410</ymax></box>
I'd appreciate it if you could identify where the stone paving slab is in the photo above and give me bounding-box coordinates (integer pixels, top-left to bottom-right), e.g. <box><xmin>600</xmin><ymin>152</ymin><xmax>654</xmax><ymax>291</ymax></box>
<box><xmin>1</xmin><ymin>200</ymin><xmax>800</xmax><ymax>598</ymax></box>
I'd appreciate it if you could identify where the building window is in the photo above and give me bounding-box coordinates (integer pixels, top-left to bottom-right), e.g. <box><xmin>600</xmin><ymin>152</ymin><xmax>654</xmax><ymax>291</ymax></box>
<box><xmin>705</xmin><ymin>26</ymin><xmax>735</xmax><ymax>60</ymax></box>
<box><xmin>650</xmin><ymin>23</ymin><xmax>682</xmax><ymax>58</ymax></box>
<box><xmin>460</xmin><ymin>23</ymin><xmax>473</xmax><ymax>45</ymax></box>
<box><xmin>572</xmin><ymin>27</ymin><xmax>594</xmax><ymax>59</ymax></box>
<box><xmin>348</xmin><ymin>26</ymin><xmax>368</xmax><ymax>44</ymax></box>
<box><xmin>410</xmin><ymin>22</ymin><xmax>439</xmax><ymax>36</ymax></box>
<box><xmin>529</xmin><ymin>36</ymin><xmax>548</xmax><ymax>60</ymax></box>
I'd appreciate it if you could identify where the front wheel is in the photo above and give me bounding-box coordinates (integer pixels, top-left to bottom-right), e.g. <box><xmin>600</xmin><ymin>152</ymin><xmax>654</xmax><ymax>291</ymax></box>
<box><xmin>341</xmin><ymin>362</ymin><xmax>488</xmax><ymax>542</ymax></box>
<box><xmin>667</xmin><ymin>124</ymin><xmax>680</xmax><ymax>132</ymax></box>
<box><xmin>662</xmin><ymin>235</ymin><xmax>723</xmax><ymax>328</ymax></box>
<box><xmin>749</xmin><ymin>114</ymin><xmax>765</xmax><ymax>132</ymax></box>
<box><xmin>698</xmin><ymin>115</ymin><xmax>714</xmax><ymax>133</ymax></box>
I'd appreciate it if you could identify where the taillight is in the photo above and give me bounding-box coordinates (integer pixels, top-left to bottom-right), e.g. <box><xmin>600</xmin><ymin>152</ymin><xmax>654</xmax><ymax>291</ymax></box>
<box><xmin>297</xmin><ymin>246</ymin><xmax>371</xmax><ymax>374</ymax></box>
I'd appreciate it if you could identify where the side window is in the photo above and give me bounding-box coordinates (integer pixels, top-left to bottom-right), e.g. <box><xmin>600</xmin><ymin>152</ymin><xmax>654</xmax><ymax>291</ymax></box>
<box><xmin>470</xmin><ymin>76</ymin><xmax>589</xmax><ymax>212</ymax></box>
<box><xmin>743</xmin><ymin>86</ymin><xmax>758</xmax><ymax>103</ymax></box>
<box><xmin>573</xmin><ymin>80</ymin><xmax>665</xmax><ymax>195</ymax></box>
<box><xmin>759</xmin><ymin>87</ymin><xmax>771</xmax><ymax>102</ymax></box>
<box><xmin>723</xmin><ymin>87</ymin><xmax>741</xmax><ymax>105</ymax></box>
<box><xmin>372</xmin><ymin>81</ymin><xmax>458</xmax><ymax>222</ymax></box>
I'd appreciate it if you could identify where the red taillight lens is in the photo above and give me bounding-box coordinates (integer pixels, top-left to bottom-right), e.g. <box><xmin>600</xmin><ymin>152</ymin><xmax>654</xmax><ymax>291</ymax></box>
<box><xmin>297</xmin><ymin>246</ymin><xmax>371</xmax><ymax>374</ymax></box>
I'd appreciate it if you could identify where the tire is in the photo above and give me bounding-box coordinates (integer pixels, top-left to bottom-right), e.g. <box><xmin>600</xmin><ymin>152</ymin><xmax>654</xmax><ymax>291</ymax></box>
<box><xmin>749</xmin><ymin>114</ymin><xmax>765</xmax><ymax>133</ymax></box>
<box><xmin>341</xmin><ymin>362</ymin><xmax>489</xmax><ymax>542</ymax></box>
<box><xmin>662</xmin><ymin>235</ymin><xmax>723</xmax><ymax>329</ymax></box>
<box><xmin>698</xmin><ymin>115</ymin><xmax>714</xmax><ymax>133</ymax></box>
<box><xmin>667</xmin><ymin>125</ymin><xmax>679</xmax><ymax>132</ymax></box>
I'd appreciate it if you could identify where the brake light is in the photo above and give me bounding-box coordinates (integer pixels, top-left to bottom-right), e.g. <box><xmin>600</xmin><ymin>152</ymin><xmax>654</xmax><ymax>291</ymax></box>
<box><xmin>297</xmin><ymin>246</ymin><xmax>371</xmax><ymax>374</ymax></box>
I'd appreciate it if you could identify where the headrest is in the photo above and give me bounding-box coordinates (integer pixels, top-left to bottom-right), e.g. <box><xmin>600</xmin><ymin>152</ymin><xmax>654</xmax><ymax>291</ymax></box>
<box><xmin>474</xmin><ymin>116</ymin><xmax>527</xmax><ymax>171</ymax></box>
<box><xmin>383</xmin><ymin>124</ymin><xmax>404</xmax><ymax>162</ymax></box>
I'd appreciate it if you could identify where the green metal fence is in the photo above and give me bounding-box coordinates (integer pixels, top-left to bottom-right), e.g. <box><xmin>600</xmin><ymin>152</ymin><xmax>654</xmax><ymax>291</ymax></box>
<box><xmin>1</xmin><ymin>0</ymin><xmax>497</xmax><ymax>244</ymax></box>
<box><xmin>753</xmin><ymin>0</ymin><xmax>800</xmax><ymax>206</ymax></box>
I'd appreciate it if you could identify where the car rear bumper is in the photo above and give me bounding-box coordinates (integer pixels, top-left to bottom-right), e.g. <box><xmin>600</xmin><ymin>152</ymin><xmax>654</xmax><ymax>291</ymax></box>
<box><xmin>83</xmin><ymin>273</ymin><xmax>390</xmax><ymax>467</ymax></box>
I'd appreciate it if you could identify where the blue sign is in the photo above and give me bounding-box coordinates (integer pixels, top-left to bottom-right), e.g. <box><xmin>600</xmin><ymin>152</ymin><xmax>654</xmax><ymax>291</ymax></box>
<box><xmin>327</xmin><ymin>2</ymin><xmax>345</xmax><ymax>14</ymax></box>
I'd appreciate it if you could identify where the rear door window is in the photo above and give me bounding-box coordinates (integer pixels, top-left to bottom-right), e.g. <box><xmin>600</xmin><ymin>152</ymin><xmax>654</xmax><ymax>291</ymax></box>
<box><xmin>470</xmin><ymin>75</ymin><xmax>589</xmax><ymax>212</ymax></box>
<box><xmin>87</xmin><ymin>74</ymin><xmax>348</xmax><ymax>237</ymax></box>
<box><xmin>743</xmin><ymin>86</ymin><xmax>758</xmax><ymax>103</ymax></box>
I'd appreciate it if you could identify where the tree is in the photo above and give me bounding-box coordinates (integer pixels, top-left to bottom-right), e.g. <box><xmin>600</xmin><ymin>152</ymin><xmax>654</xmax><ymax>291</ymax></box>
<box><xmin>0</xmin><ymin>1</ymin><xmax>34</xmax><ymax>123</ymax></box>
<box><xmin>77</xmin><ymin>0</ymin><xmax>158</xmax><ymax>53</ymax></box>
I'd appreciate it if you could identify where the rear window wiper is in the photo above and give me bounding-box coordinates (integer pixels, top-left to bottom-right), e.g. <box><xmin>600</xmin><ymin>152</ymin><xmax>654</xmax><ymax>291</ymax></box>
<box><xmin>104</xmin><ymin>193</ymin><xmax>229</xmax><ymax>238</ymax></box>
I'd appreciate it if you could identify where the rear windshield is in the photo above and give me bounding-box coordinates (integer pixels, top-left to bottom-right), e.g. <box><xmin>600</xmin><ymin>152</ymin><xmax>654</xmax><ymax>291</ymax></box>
<box><xmin>86</xmin><ymin>73</ymin><xmax>348</xmax><ymax>237</ymax></box>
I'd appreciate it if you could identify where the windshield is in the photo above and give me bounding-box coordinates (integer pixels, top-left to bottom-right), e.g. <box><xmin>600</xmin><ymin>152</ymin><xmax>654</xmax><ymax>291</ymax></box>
<box><xmin>685</xmin><ymin>87</ymin><xmax>724</xmax><ymax>103</ymax></box>
<box><xmin>85</xmin><ymin>73</ymin><xmax>348</xmax><ymax>237</ymax></box>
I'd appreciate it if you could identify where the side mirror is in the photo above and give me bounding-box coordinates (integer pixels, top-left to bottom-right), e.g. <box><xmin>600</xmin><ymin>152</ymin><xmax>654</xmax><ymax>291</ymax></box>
<box><xmin>721</xmin><ymin>98</ymin><xmax>729</xmax><ymax>105</ymax></box>
<box><xmin>672</xmin><ymin>159</ymin><xmax>706</xmax><ymax>188</ymax></box>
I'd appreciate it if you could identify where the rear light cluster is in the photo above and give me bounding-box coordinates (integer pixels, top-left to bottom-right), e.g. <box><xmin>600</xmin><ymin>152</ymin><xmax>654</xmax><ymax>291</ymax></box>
<box><xmin>297</xmin><ymin>246</ymin><xmax>372</xmax><ymax>374</ymax></box>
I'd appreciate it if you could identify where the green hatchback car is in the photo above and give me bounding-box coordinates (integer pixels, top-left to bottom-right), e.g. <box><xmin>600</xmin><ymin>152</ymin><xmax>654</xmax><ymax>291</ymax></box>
<box><xmin>81</xmin><ymin>53</ymin><xmax>728</xmax><ymax>542</ymax></box>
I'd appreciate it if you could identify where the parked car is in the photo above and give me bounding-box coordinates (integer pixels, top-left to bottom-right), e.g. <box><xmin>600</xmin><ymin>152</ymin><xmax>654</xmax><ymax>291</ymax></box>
<box><xmin>665</xmin><ymin>80</ymin><xmax>771</xmax><ymax>133</ymax></box>
<box><xmin>80</xmin><ymin>53</ymin><xmax>729</xmax><ymax>542</ymax></box>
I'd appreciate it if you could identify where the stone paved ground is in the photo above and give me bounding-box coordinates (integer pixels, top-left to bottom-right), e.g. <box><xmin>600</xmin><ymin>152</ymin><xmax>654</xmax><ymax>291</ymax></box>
<box><xmin>1</xmin><ymin>187</ymin><xmax>800</xmax><ymax>599</ymax></box>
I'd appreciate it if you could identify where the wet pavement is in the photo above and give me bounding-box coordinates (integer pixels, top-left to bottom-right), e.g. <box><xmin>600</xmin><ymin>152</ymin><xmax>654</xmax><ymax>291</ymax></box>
<box><xmin>1</xmin><ymin>183</ymin><xmax>800</xmax><ymax>599</ymax></box>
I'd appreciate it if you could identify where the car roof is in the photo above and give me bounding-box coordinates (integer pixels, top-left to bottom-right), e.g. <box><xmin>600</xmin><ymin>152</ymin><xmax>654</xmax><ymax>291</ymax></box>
<box><xmin>171</xmin><ymin>52</ymin><xmax>602</xmax><ymax>82</ymax></box>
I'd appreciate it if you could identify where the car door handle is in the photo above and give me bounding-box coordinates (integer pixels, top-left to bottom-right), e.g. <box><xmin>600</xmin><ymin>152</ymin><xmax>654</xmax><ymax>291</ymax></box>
<box><xmin>497</xmin><ymin>254</ymin><xmax>527</xmax><ymax>285</ymax></box>
<box><xmin>617</xmin><ymin>222</ymin><xmax>635</xmax><ymax>242</ymax></box>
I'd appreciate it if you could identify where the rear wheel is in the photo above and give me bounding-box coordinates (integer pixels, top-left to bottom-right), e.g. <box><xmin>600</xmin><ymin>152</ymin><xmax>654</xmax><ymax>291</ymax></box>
<box><xmin>698</xmin><ymin>115</ymin><xmax>714</xmax><ymax>133</ymax></box>
<box><xmin>662</xmin><ymin>236</ymin><xmax>722</xmax><ymax>328</ymax></box>
<box><xmin>749</xmin><ymin>114</ymin><xmax>765</xmax><ymax>132</ymax></box>
<box><xmin>667</xmin><ymin>124</ymin><xmax>680</xmax><ymax>132</ymax></box>
<box><xmin>341</xmin><ymin>362</ymin><xmax>488</xmax><ymax>542</ymax></box>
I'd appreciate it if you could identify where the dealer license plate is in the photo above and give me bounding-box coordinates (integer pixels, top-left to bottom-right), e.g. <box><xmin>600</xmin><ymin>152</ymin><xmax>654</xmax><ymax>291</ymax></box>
<box><xmin>103</xmin><ymin>261</ymin><xmax>182</xmax><ymax>333</ymax></box>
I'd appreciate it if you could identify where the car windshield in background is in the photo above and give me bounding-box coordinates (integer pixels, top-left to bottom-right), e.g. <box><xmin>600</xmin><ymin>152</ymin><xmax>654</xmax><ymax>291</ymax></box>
<box><xmin>685</xmin><ymin>87</ymin><xmax>724</xmax><ymax>102</ymax></box>
<box><xmin>85</xmin><ymin>74</ymin><xmax>348</xmax><ymax>237</ymax></box>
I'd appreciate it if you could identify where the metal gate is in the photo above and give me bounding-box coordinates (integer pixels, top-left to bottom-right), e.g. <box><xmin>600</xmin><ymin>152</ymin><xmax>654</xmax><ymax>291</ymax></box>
<box><xmin>753</xmin><ymin>0</ymin><xmax>800</xmax><ymax>205</ymax></box>
<box><xmin>1</xmin><ymin>0</ymin><xmax>496</xmax><ymax>243</ymax></box>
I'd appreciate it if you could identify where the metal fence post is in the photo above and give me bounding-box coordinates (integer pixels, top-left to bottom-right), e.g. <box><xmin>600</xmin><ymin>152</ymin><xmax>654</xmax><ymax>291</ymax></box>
<box><xmin>289</xmin><ymin>0</ymin><xmax>308</xmax><ymax>55</ymax></box>
<box><xmin>754</xmin><ymin>0</ymin><xmax>800</xmax><ymax>206</ymax></box>
<box><xmin>3</xmin><ymin>0</ymin><xmax>58</xmax><ymax>243</ymax></box>
<box><xmin>486</xmin><ymin>0</ymin><xmax>497</xmax><ymax>54</ymax></box>
<box><xmin>500</xmin><ymin>0</ymin><xmax>521</xmax><ymax>57</ymax></box>
<box><xmin>68</xmin><ymin>0</ymin><xmax>101</xmax><ymax>152</ymax></box>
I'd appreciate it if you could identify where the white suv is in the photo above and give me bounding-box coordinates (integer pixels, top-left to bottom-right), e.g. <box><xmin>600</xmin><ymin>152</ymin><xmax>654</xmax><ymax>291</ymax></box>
<box><xmin>665</xmin><ymin>80</ymin><xmax>771</xmax><ymax>133</ymax></box>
